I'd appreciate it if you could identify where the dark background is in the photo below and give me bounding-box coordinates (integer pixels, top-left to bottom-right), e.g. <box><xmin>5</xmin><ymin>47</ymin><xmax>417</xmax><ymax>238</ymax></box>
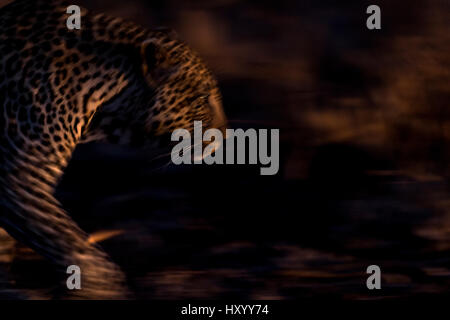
<box><xmin>1</xmin><ymin>0</ymin><xmax>449</xmax><ymax>299</ymax></box>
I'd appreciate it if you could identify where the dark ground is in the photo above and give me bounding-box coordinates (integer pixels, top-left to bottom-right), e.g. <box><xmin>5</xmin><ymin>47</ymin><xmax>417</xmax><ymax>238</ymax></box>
<box><xmin>0</xmin><ymin>0</ymin><xmax>449</xmax><ymax>299</ymax></box>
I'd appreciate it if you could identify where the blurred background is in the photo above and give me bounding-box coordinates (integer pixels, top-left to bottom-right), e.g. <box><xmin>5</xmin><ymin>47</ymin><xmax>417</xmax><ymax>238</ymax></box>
<box><xmin>0</xmin><ymin>0</ymin><xmax>449</xmax><ymax>299</ymax></box>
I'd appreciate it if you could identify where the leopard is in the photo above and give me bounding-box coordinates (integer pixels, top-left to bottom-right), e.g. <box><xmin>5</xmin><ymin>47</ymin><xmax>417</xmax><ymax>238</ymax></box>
<box><xmin>0</xmin><ymin>0</ymin><xmax>227</xmax><ymax>299</ymax></box>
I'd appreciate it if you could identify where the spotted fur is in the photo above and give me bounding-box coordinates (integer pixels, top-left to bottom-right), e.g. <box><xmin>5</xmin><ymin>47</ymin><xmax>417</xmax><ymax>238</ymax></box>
<box><xmin>0</xmin><ymin>0</ymin><xmax>226</xmax><ymax>299</ymax></box>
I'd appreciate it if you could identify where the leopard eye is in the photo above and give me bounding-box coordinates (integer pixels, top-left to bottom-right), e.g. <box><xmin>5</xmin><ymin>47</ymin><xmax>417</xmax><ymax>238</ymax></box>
<box><xmin>201</xmin><ymin>94</ymin><xmax>210</xmax><ymax>101</ymax></box>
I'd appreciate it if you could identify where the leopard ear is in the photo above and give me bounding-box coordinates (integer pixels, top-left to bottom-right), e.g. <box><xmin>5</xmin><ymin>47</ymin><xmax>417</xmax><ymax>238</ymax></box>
<box><xmin>141</xmin><ymin>39</ymin><xmax>164</xmax><ymax>85</ymax></box>
<box><xmin>153</xmin><ymin>27</ymin><xmax>179</xmax><ymax>40</ymax></box>
<box><xmin>141</xmin><ymin>38</ymin><xmax>177</xmax><ymax>86</ymax></box>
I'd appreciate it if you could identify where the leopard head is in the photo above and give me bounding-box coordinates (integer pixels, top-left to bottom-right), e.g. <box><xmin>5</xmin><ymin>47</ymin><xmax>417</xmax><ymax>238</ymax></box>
<box><xmin>140</xmin><ymin>32</ymin><xmax>227</xmax><ymax>139</ymax></box>
<box><xmin>81</xmin><ymin>31</ymin><xmax>227</xmax><ymax>153</ymax></box>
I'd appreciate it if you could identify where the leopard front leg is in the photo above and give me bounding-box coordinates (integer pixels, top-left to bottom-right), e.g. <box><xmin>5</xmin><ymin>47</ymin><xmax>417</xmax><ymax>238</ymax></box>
<box><xmin>0</xmin><ymin>147</ymin><xmax>129</xmax><ymax>299</ymax></box>
<box><xmin>0</xmin><ymin>191</ymin><xmax>129</xmax><ymax>299</ymax></box>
